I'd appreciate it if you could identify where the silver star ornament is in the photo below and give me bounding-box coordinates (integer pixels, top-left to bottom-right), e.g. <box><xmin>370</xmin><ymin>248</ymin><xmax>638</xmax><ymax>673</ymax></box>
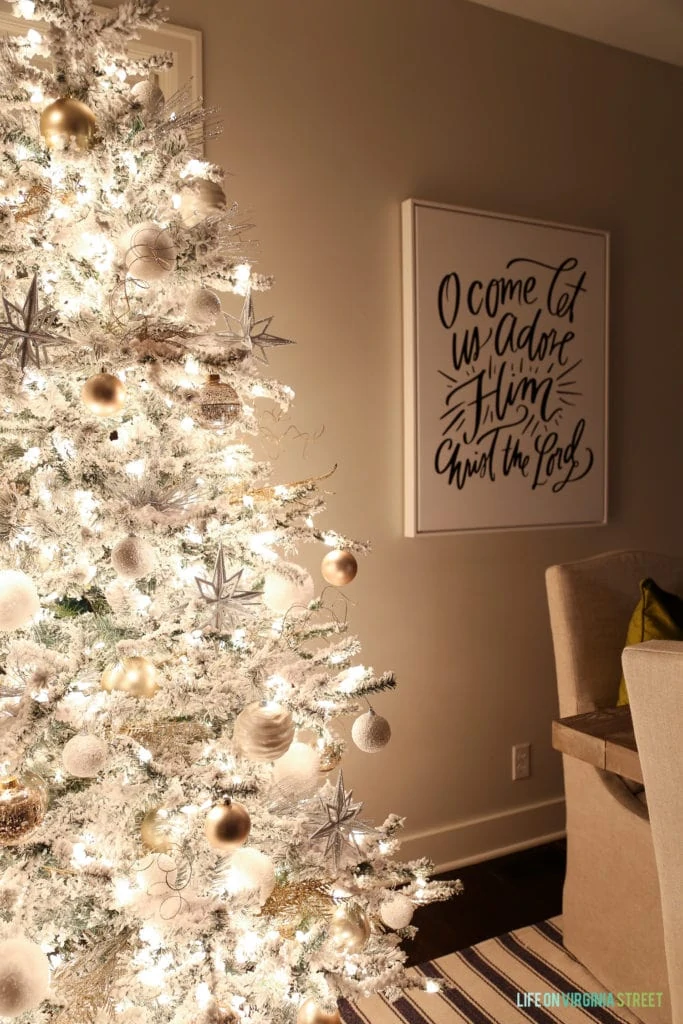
<box><xmin>0</xmin><ymin>275</ymin><xmax>71</xmax><ymax>371</ymax></box>
<box><xmin>194</xmin><ymin>543</ymin><xmax>260</xmax><ymax>631</ymax></box>
<box><xmin>217</xmin><ymin>289</ymin><xmax>294</xmax><ymax>363</ymax></box>
<box><xmin>309</xmin><ymin>770</ymin><xmax>377</xmax><ymax>869</ymax></box>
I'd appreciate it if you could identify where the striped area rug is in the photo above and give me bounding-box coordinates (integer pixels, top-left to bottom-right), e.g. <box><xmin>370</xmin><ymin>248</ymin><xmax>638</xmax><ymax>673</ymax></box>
<box><xmin>342</xmin><ymin>918</ymin><xmax>646</xmax><ymax>1024</ymax></box>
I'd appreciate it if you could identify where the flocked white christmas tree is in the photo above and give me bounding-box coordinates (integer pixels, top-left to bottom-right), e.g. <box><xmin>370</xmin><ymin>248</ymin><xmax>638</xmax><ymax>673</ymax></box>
<box><xmin>0</xmin><ymin>3</ymin><xmax>459</xmax><ymax>1022</ymax></box>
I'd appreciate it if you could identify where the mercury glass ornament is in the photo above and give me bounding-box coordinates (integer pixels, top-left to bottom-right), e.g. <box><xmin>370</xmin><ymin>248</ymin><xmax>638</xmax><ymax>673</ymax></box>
<box><xmin>328</xmin><ymin>903</ymin><xmax>371</xmax><ymax>953</ymax></box>
<box><xmin>233</xmin><ymin>701</ymin><xmax>295</xmax><ymax>763</ymax></box>
<box><xmin>195</xmin><ymin>374</ymin><xmax>241</xmax><ymax>429</ymax></box>
<box><xmin>0</xmin><ymin>771</ymin><xmax>48</xmax><ymax>846</ymax></box>
<box><xmin>297</xmin><ymin>1000</ymin><xmax>342</xmax><ymax>1024</ymax></box>
<box><xmin>81</xmin><ymin>373</ymin><xmax>126</xmax><ymax>416</ymax></box>
<box><xmin>40</xmin><ymin>96</ymin><xmax>96</xmax><ymax>150</ymax></box>
<box><xmin>321</xmin><ymin>549</ymin><xmax>358</xmax><ymax>586</ymax></box>
<box><xmin>141</xmin><ymin>807</ymin><xmax>177</xmax><ymax>853</ymax></box>
<box><xmin>204</xmin><ymin>797</ymin><xmax>251</xmax><ymax>851</ymax></box>
<box><xmin>101</xmin><ymin>656</ymin><xmax>158</xmax><ymax>698</ymax></box>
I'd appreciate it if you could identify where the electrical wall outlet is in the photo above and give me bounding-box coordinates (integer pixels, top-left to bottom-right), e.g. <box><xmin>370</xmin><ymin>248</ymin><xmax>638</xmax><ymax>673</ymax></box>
<box><xmin>512</xmin><ymin>742</ymin><xmax>531</xmax><ymax>780</ymax></box>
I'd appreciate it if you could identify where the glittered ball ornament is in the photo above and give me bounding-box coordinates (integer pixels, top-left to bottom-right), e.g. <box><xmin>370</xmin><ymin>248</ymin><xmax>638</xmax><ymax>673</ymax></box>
<box><xmin>205</xmin><ymin>797</ymin><xmax>251</xmax><ymax>852</ymax></box>
<box><xmin>111</xmin><ymin>535</ymin><xmax>156</xmax><ymax>580</ymax></box>
<box><xmin>0</xmin><ymin>938</ymin><xmax>51</xmax><ymax>1017</ymax></box>
<box><xmin>40</xmin><ymin>96</ymin><xmax>96</xmax><ymax>151</ymax></box>
<box><xmin>379</xmin><ymin>892</ymin><xmax>414</xmax><ymax>930</ymax></box>
<box><xmin>62</xmin><ymin>734</ymin><xmax>108</xmax><ymax>778</ymax></box>
<box><xmin>328</xmin><ymin>903</ymin><xmax>371</xmax><ymax>953</ymax></box>
<box><xmin>233</xmin><ymin>702</ymin><xmax>295</xmax><ymax>763</ymax></box>
<box><xmin>272</xmin><ymin>742</ymin><xmax>321</xmax><ymax>799</ymax></box>
<box><xmin>351</xmin><ymin>708</ymin><xmax>391</xmax><ymax>753</ymax></box>
<box><xmin>321</xmin><ymin>549</ymin><xmax>358</xmax><ymax>587</ymax></box>
<box><xmin>124</xmin><ymin>221</ymin><xmax>177</xmax><ymax>282</ymax></box>
<box><xmin>81</xmin><ymin>372</ymin><xmax>126</xmax><ymax>416</ymax></box>
<box><xmin>186</xmin><ymin>286</ymin><xmax>221</xmax><ymax>324</ymax></box>
<box><xmin>262</xmin><ymin>564</ymin><xmax>314</xmax><ymax>615</ymax></box>
<box><xmin>224</xmin><ymin>847</ymin><xmax>276</xmax><ymax>903</ymax></box>
<box><xmin>101</xmin><ymin>656</ymin><xmax>158</xmax><ymax>698</ymax></box>
<box><xmin>0</xmin><ymin>772</ymin><xmax>48</xmax><ymax>846</ymax></box>
<box><xmin>178</xmin><ymin>177</ymin><xmax>227</xmax><ymax>227</ymax></box>
<box><xmin>0</xmin><ymin>570</ymin><xmax>39</xmax><ymax>631</ymax></box>
<box><xmin>131</xmin><ymin>76</ymin><xmax>164</xmax><ymax>114</ymax></box>
<box><xmin>195</xmin><ymin>374</ymin><xmax>241</xmax><ymax>429</ymax></box>
<box><xmin>297</xmin><ymin>1001</ymin><xmax>342</xmax><ymax>1024</ymax></box>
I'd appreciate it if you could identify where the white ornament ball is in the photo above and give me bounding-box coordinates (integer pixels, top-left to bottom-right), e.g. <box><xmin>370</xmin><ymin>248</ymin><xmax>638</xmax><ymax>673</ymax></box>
<box><xmin>111</xmin><ymin>535</ymin><xmax>156</xmax><ymax>580</ymax></box>
<box><xmin>178</xmin><ymin>177</ymin><xmax>227</xmax><ymax>227</ymax></box>
<box><xmin>0</xmin><ymin>570</ymin><xmax>40</xmax><ymax>631</ymax></box>
<box><xmin>62</xmin><ymin>734</ymin><xmax>108</xmax><ymax>778</ymax></box>
<box><xmin>0</xmin><ymin>938</ymin><xmax>51</xmax><ymax>1017</ymax></box>
<box><xmin>124</xmin><ymin>221</ymin><xmax>177</xmax><ymax>282</ymax></box>
<box><xmin>263</xmin><ymin>564</ymin><xmax>314</xmax><ymax>615</ymax></box>
<box><xmin>272</xmin><ymin>742</ymin><xmax>321</xmax><ymax>800</ymax></box>
<box><xmin>186</xmin><ymin>286</ymin><xmax>221</xmax><ymax>324</ymax></box>
<box><xmin>379</xmin><ymin>893</ymin><xmax>414</xmax><ymax>930</ymax></box>
<box><xmin>131</xmin><ymin>78</ymin><xmax>164</xmax><ymax>114</ymax></box>
<box><xmin>225</xmin><ymin>847</ymin><xmax>276</xmax><ymax>903</ymax></box>
<box><xmin>351</xmin><ymin>708</ymin><xmax>391</xmax><ymax>753</ymax></box>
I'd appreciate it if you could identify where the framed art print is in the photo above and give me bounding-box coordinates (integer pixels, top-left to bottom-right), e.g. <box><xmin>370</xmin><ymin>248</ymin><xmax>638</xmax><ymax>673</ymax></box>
<box><xmin>402</xmin><ymin>199</ymin><xmax>609</xmax><ymax>536</ymax></box>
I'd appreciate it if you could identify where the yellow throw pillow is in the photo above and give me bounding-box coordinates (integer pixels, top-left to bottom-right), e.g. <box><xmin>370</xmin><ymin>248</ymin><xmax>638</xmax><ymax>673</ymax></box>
<box><xmin>617</xmin><ymin>577</ymin><xmax>683</xmax><ymax>705</ymax></box>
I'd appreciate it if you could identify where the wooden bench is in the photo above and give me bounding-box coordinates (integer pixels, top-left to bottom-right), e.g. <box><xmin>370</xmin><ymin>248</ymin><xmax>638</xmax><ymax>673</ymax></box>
<box><xmin>552</xmin><ymin>705</ymin><xmax>642</xmax><ymax>783</ymax></box>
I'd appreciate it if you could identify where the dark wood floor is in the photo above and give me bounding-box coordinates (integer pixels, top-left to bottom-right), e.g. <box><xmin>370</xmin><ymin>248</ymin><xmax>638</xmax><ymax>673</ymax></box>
<box><xmin>405</xmin><ymin>838</ymin><xmax>567</xmax><ymax>966</ymax></box>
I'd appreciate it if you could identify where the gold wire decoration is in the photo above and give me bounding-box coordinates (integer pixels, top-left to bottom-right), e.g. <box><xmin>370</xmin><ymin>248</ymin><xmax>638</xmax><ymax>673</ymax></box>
<box><xmin>120</xmin><ymin>719</ymin><xmax>212</xmax><ymax>761</ymax></box>
<box><xmin>261</xmin><ymin>879</ymin><xmax>335</xmax><ymax>936</ymax></box>
<box><xmin>227</xmin><ymin>465</ymin><xmax>338</xmax><ymax>505</ymax></box>
<box><xmin>52</xmin><ymin>928</ymin><xmax>134</xmax><ymax>1024</ymax></box>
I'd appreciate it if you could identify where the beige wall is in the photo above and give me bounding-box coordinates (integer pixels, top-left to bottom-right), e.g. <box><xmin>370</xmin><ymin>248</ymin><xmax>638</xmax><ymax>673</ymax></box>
<box><xmin>150</xmin><ymin>0</ymin><xmax>683</xmax><ymax>866</ymax></box>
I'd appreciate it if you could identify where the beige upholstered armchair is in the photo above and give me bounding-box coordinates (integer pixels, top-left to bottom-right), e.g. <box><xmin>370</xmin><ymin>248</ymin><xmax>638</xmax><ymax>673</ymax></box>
<box><xmin>622</xmin><ymin>641</ymin><xmax>683</xmax><ymax>1024</ymax></box>
<box><xmin>546</xmin><ymin>550</ymin><xmax>683</xmax><ymax>1024</ymax></box>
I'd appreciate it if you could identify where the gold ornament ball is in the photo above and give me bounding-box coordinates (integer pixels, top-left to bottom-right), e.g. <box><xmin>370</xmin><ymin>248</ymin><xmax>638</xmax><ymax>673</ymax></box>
<box><xmin>321</xmin><ymin>549</ymin><xmax>358</xmax><ymax>587</ymax></box>
<box><xmin>0</xmin><ymin>771</ymin><xmax>48</xmax><ymax>846</ymax></box>
<box><xmin>101</xmin><ymin>656</ymin><xmax>158</xmax><ymax>698</ymax></box>
<box><xmin>328</xmin><ymin>903</ymin><xmax>371</xmax><ymax>953</ymax></box>
<box><xmin>40</xmin><ymin>96</ymin><xmax>96</xmax><ymax>150</ymax></box>
<box><xmin>205</xmin><ymin>797</ymin><xmax>251</xmax><ymax>851</ymax></box>
<box><xmin>81</xmin><ymin>373</ymin><xmax>126</xmax><ymax>417</ymax></box>
<box><xmin>141</xmin><ymin>807</ymin><xmax>177</xmax><ymax>853</ymax></box>
<box><xmin>297</xmin><ymin>1000</ymin><xmax>342</xmax><ymax>1024</ymax></box>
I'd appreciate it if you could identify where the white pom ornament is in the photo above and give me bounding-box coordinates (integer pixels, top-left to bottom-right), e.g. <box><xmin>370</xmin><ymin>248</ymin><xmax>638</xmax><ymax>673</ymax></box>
<box><xmin>272</xmin><ymin>742</ymin><xmax>321</xmax><ymax>799</ymax></box>
<box><xmin>131</xmin><ymin>75</ymin><xmax>164</xmax><ymax>114</ymax></box>
<box><xmin>263</xmin><ymin>564</ymin><xmax>314</xmax><ymax>615</ymax></box>
<box><xmin>124</xmin><ymin>221</ymin><xmax>177</xmax><ymax>282</ymax></box>
<box><xmin>0</xmin><ymin>570</ymin><xmax>40</xmax><ymax>631</ymax></box>
<box><xmin>351</xmin><ymin>708</ymin><xmax>391</xmax><ymax>753</ymax></box>
<box><xmin>379</xmin><ymin>893</ymin><xmax>414</xmax><ymax>930</ymax></box>
<box><xmin>186</xmin><ymin>286</ymin><xmax>221</xmax><ymax>324</ymax></box>
<box><xmin>62</xmin><ymin>734</ymin><xmax>108</xmax><ymax>778</ymax></box>
<box><xmin>111</xmin><ymin>535</ymin><xmax>156</xmax><ymax>580</ymax></box>
<box><xmin>178</xmin><ymin>177</ymin><xmax>227</xmax><ymax>227</ymax></box>
<box><xmin>0</xmin><ymin>938</ymin><xmax>51</xmax><ymax>1017</ymax></box>
<box><xmin>222</xmin><ymin>847</ymin><xmax>275</xmax><ymax>903</ymax></box>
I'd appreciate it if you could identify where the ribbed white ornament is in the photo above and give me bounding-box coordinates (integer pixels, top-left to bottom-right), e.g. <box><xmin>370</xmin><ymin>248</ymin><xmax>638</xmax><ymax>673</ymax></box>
<box><xmin>351</xmin><ymin>708</ymin><xmax>391</xmax><ymax>753</ymax></box>
<box><xmin>233</xmin><ymin>702</ymin><xmax>295</xmax><ymax>763</ymax></box>
<box><xmin>62</xmin><ymin>734</ymin><xmax>108</xmax><ymax>778</ymax></box>
<box><xmin>379</xmin><ymin>892</ymin><xmax>414</xmax><ymax>929</ymax></box>
<box><xmin>0</xmin><ymin>570</ymin><xmax>40</xmax><ymax>631</ymax></box>
<box><xmin>0</xmin><ymin>938</ymin><xmax>50</xmax><ymax>1017</ymax></box>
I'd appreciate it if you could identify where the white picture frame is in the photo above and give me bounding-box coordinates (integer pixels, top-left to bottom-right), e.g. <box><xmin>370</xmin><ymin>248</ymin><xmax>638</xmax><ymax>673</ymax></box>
<box><xmin>0</xmin><ymin>2</ymin><xmax>202</xmax><ymax>101</ymax></box>
<box><xmin>402</xmin><ymin>199</ymin><xmax>609</xmax><ymax>537</ymax></box>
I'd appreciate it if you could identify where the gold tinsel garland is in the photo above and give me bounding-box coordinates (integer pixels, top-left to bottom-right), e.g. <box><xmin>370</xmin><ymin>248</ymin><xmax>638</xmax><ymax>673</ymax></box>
<box><xmin>120</xmin><ymin>719</ymin><xmax>212</xmax><ymax>761</ymax></box>
<box><xmin>261</xmin><ymin>879</ymin><xmax>335</xmax><ymax>937</ymax></box>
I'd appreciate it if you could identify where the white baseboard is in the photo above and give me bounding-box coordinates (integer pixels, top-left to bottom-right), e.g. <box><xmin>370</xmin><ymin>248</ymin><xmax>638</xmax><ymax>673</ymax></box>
<box><xmin>398</xmin><ymin>796</ymin><xmax>566</xmax><ymax>872</ymax></box>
